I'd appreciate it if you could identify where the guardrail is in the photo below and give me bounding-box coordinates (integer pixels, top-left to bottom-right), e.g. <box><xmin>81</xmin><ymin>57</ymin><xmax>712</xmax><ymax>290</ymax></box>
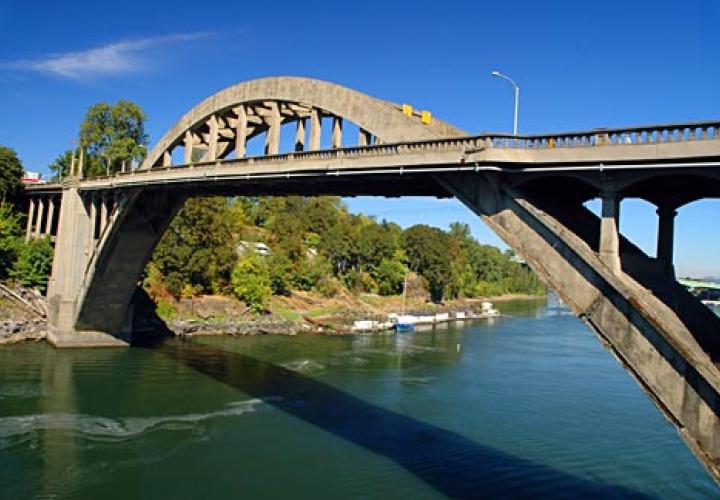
<box><xmin>26</xmin><ymin>121</ymin><xmax>720</xmax><ymax>189</ymax></box>
<box><xmin>482</xmin><ymin>120</ymin><xmax>720</xmax><ymax>150</ymax></box>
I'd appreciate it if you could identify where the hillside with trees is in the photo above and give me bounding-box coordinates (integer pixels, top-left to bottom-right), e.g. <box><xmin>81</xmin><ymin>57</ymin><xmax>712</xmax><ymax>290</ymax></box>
<box><xmin>147</xmin><ymin>196</ymin><xmax>546</xmax><ymax>312</ymax></box>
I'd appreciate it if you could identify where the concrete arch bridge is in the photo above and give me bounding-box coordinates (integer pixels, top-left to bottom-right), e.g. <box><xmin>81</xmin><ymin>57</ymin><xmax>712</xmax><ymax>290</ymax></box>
<box><xmin>25</xmin><ymin>76</ymin><xmax>720</xmax><ymax>482</ymax></box>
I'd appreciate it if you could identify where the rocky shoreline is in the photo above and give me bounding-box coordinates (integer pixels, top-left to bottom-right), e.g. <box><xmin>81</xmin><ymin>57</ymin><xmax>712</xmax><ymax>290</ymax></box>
<box><xmin>0</xmin><ymin>319</ymin><xmax>47</xmax><ymax>345</ymax></box>
<box><xmin>167</xmin><ymin>318</ymin><xmax>299</xmax><ymax>337</ymax></box>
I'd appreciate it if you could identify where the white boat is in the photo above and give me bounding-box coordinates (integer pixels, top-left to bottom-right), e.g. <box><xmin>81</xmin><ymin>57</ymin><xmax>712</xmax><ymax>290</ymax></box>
<box><xmin>388</xmin><ymin>313</ymin><xmax>416</xmax><ymax>331</ymax></box>
<box><xmin>480</xmin><ymin>301</ymin><xmax>500</xmax><ymax>317</ymax></box>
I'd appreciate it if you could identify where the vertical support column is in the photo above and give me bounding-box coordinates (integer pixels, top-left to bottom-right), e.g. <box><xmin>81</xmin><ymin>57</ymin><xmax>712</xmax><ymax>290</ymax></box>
<box><xmin>332</xmin><ymin>116</ymin><xmax>343</xmax><ymax>148</ymax></box>
<box><xmin>656</xmin><ymin>205</ymin><xmax>677</xmax><ymax>279</ymax></box>
<box><xmin>206</xmin><ymin>115</ymin><xmax>218</xmax><ymax>161</ymax></box>
<box><xmin>265</xmin><ymin>102</ymin><xmax>281</xmax><ymax>155</ymax></box>
<box><xmin>234</xmin><ymin>105</ymin><xmax>247</xmax><ymax>158</ymax></box>
<box><xmin>183</xmin><ymin>130</ymin><xmax>193</xmax><ymax>164</ymax></box>
<box><xmin>25</xmin><ymin>198</ymin><xmax>36</xmax><ymax>242</ymax></box>
<box><xmin>358</xmin><ymin>129</ymin><xmax>372</xmax><ymax>146</ymax></box>
<box><xmin>309</xmin><ymin>108</ymin><xmax>322</xmax><ymax>150</ymax></box>
<box><xmin>100</xmin><ymin>192</ymin><xmax>109</xmax><ymax>236</ymax></box>
<box><xmin>44</xmin><ymin>197</ymin><xmax>56</xmax><ymax>236</ymax></box>
<box><xmin>88</xmin><ymin>194</ymin><xmax>98</xmax><ymax>250</ymax></box>
<box><xmin>599</xmin><ymin>191</ymin><xmax>621</xmax><ymax>272</ymax></box>
<box><xmin>162</xmin><ymin>151</ymin><xmax>172</xmax><ymax>167</ymax></box>
<box><xmin>294</xmin><ymin>119</ymin><xmax>306</xmax><ymax>151</ymax></box>
<box><xmin>78</xmin><ymin>148</ymin><xmax>85</xmax><ymax>180</ymax></box>
<box><xmin>34</xmin><ymin>198</ymin><xmax>46</xmax><ymax>239</ymax></box>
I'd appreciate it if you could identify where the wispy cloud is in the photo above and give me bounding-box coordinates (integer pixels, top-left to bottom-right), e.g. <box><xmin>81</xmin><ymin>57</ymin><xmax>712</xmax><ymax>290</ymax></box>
<box><xmin>2</xmin><ymin>32</ymin><xmax>211</xmax><ymax>79</ymax></box>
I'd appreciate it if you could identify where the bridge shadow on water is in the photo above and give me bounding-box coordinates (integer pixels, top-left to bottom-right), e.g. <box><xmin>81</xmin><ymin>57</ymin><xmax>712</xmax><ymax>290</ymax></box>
<box><xmin>140</xmin><ymin>337</ymin><xmax>651</xmax><ymax>499</ymax></box>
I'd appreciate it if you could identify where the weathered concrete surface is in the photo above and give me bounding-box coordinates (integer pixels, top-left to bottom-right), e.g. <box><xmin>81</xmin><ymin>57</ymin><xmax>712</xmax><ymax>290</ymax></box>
<box><xmin>437</xmin><ymin>171</ymin><xmax>720</xmax><ymax>484</ymax></box>
<box><xmin>45</xmin><ymin>184</ymin><xmax>186</xmax><ymax>347</ymax></box>
<box><xmin>143</xmin><ymin>76</ymin><xmax>465</xmax><ymax>170</ymax></box>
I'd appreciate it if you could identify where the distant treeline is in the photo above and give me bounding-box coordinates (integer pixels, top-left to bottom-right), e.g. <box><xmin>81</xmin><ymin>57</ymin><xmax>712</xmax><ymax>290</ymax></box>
<box><xmin>148</xmin><ymin>196</ymin><xmax>546</xmax><ymax>311</ymax></box>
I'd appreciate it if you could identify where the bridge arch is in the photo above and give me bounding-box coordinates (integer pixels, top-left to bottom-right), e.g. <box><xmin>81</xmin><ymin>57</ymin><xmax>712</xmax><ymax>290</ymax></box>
<box><xmin>144</xmin><ymin>76</ymin><xmax>465</xmax><ymax>169</ymax></box>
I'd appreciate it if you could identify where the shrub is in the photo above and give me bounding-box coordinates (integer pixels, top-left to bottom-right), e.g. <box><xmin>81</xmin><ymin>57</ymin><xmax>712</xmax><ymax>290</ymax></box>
<box><xmin>9</xmin><ymin>237</ymin><xmax>53</xmax><ymax>292</ymax></box>
<box><xmin>231</xmin><ymin>253</ymin><xmax>271</xmax><ymax>313</ymax></box>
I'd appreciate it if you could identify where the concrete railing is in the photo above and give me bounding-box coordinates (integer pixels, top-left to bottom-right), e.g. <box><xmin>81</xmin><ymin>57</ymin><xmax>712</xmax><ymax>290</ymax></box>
<box><xmin>483</xmin><ymin>120</ymin><xmax>720</xmax><ymax>150</ymax></box>
<box><xmin>26</xmin><ymin>120</ymin><xmax>720</xmax><ymax>188</ymax></box>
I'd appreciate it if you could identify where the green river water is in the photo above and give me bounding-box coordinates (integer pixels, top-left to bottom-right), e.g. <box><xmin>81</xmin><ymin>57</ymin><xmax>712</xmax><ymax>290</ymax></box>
<box><xmin>1</xmin><ymin>298</ymin><xmax>718</xmax><ymax>499</ymax></box>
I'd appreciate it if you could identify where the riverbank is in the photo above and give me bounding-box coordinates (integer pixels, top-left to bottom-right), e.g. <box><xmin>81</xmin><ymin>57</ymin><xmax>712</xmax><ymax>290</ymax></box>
<box><xmin>0</xmin><ymin>285</ymin><xmax>547</xmax><ymax>344</ymax></box>
<box><xmin>156</xmin><ymin>290</ymin><xmax>546</xmax><ymax>337</ymax></box>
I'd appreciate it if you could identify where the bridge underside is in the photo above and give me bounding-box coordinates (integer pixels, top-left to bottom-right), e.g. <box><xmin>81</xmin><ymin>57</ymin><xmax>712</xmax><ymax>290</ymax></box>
<box><xmin>38</xmin><ymin>167</ymin><xmax>720</xmax><ymax>484</ymax></box>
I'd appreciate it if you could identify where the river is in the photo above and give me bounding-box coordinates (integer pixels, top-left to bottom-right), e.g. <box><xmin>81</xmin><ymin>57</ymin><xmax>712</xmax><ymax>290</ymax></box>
<box><xmin>1</xmin><ymin>298</ymin><xmax>718</xmax><ymax>499</ymax></box>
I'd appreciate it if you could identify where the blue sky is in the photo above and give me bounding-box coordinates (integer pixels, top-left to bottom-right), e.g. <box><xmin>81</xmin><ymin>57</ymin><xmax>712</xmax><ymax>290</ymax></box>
<box><xmin>1</xmin><ymin>0</ymin><xmax>718</xmax><ymax>277</ymax></box>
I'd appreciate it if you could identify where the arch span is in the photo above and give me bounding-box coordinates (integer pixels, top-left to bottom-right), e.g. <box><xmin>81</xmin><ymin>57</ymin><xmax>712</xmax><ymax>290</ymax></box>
<box><xmin>143</xmin><ymin>76</ymin><xmax>466</xmax><ymax>169</ymax></box>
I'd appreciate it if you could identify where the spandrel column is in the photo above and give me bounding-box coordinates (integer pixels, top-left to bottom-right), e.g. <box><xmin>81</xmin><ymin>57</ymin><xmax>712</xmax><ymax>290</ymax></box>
<box><xmin>599</xmin><ymin>190</ymin><xmax>621</xmax><ymax>272</ymax></box>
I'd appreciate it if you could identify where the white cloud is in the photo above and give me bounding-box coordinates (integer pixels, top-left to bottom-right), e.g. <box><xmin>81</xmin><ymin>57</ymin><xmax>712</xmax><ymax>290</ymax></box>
<box><xmin>3</xmin><ymin>32</ymin><xmax>211</xmax><ymax>79</ymax></box>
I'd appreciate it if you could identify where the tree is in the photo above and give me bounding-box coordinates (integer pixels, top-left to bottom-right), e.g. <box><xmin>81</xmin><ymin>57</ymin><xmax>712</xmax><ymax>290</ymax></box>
<box><xmin>0</xmin><ymin>146</ymin><xmax>24</xmax><ymax>209</ymax></box>
<box><xmin>403</xmin><ymin>224</ymin><xmax>451</xmax><ymax>301</ymax></box>
<box><xmin>48</xmin><ymin>150</ymin><xmax>74</xmax><ymax>181</ymax></box>
<box><xmin>231</xmin><ymin>252</ymin><xmax>271</xmax><ymax>313</ymax></box>
<box><xmin>151</xmin><ymin>197</ymin><xmax>235</xmax><ymax>296</ymax></box>
<box><xmin>80</xmin><ymin>101</ymin><xmax>148</xmax><ymax>177</ymax></box>
<box><xmin>9</xmin><ymin>237</ymin><xmax>53</xmax><ymax>292</ymax></box>
<box><xmin>374</xmin><ymin>258</ymin><xmax>406</xmax><ymax>296</ymax></box>
<box><xmin>0</xmin><ymin>202</ymin><xmax>22</xmax><ymax>279</ymax></box>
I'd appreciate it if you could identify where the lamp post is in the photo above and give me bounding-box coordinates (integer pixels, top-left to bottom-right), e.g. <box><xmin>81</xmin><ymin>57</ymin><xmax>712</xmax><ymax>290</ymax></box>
<box><xmin>491</xmin><ymin>70</ymin><xmax>520</xmax><ymax>136</ymax></box>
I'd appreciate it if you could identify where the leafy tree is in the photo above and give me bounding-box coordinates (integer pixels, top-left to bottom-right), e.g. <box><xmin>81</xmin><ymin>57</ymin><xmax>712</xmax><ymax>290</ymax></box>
<box><xmin>0</xmin><ymin>146</ymin><xmax>24</xmax><ymax>209</ymax></box>
<box><xmin>48</xmin><ymin>150</ymin><xmax>74</xmax><ymax>181</ymax></box>
<box><xmin>231</xmin><ymin>252</ymin><xmax>271</xmax><ymax>313</ymax></box>
<box><xmin>0</xmin><ymin>202</ymin><xmax>22</xmax><ymax>279</ymax></box>
<box><xmin>80</xmin><ymin>101</ymin><xmax>148</xmax><ymax>177</ymax></box>
<box><xmin>9</xmin><ymin>237</ymin><xmax>53</xmax><ymax>292</ymax></box>
<box><xmin>374</xmin><ymin>258</ymin><xmax>406</xmax><ymax>296</ymax></box>
<box><xmin>151</xmin><ymin>197</ymin><xmax>235</xmax><ymax>296</ymax></box>
<box><xmin>403</xmin><ymin>224</ymin><xmax>451</xmax><ymax>301</ymax></box>
<box><xmin>267</xmin><ymin>250</ymin><xmax>293</xmax><ymax>295</ymax></box>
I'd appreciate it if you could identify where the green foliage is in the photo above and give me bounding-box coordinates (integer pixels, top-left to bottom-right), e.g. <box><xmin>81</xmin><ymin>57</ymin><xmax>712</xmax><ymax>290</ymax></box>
<box><xmin>267</xmin><ymin>251</ymin><xmax>293</xmax><ymax>295</ymax></box>
<box><xmin>374</xmin><ymin>258</ymin><xmax>406</xmax><ymax>296</ymax></box>
<box><xmin>0</xmin><ymin>146</ymin><xmax>24</xmax><ymax>209</ymax></box>
<box><xmin>316</xmin><ymin>275</ymin><xmax>342</xmax><ymax>298</ymax></box>
<box><xmin>79</xmin><ymin>101</ymin><xmax>148</xmax><ymax>177</ymax></box>
<box><xmin>0</xmin><ymin>202</ymin><xmax>23</xmax><ymax>279</ymax></box>
<box><xmin>147</xmin><ymin>193</ymin><xmax>545</xmax><ymax>307</ymax></box>
<box><xmin>152</xmin><ymin>197</ymin><xmax>235</xmax><ymax>297</ymax></box>
<box><xmin>48</xmin><ymin>150</ymin><xmax>74</xmax><ymax>181</ymax></box>
<box><xmin>155</xmin><ymin>300</ymin><xmax>177</xmax><ymax>320</ymax></box>
<box><xmin>9</xmin><ymin>237</ymin><xmax>53</xmax><ymax>292</ymax></box>
<box><xmin>403</xmin><ymin>224</ymin><xmax>451</xmax><ymax>301</ymax></box>
<box><xmin>231</xmin><ymin>252</ymin><xmax>272</xmax><ymax>313</ymax></box>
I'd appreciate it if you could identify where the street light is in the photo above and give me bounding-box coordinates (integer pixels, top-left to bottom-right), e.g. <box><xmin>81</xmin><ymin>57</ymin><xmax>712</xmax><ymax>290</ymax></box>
<box><xmin>491</xmin><ymin>70</ymin><xmax>520</xmax><ymax>136</ymax></box>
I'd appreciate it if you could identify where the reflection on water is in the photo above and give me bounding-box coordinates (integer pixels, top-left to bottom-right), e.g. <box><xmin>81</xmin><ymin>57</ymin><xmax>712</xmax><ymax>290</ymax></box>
<box><xmin>0</xmin><ymin>299</ymin><xmax>717</xmax><ymax>499</ymax></box>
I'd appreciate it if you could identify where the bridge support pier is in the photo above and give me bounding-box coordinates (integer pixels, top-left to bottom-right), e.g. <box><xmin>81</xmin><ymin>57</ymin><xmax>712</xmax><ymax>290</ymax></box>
<box><xmin>599</xmin><ymin>190</ymin><xmax>621</xmax><ymax>272</ymax></box>
<box><xmin>46</xmin><ymin>184</ymin><xmax>186</xmax><ymax>347</ymax></box>
<box><xmin>46</xmin><ymin>186</ymin><xmax>128</xmax><ymax>347</ymax></box>
<box><xmin>437</xmin><ymin>172</ymin><xmax>720</xmax><ymax>483</ymax></box>
<box><xmin>656</xmin><ymin>205</ymin><xmax>677</xmax><ymax>279</ymax></box>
